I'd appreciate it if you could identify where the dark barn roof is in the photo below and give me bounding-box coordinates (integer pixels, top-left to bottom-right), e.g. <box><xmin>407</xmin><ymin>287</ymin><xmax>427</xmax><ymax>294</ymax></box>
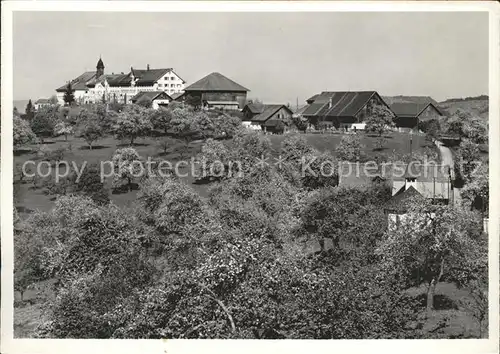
<box><xmin>302</xmin><ymin>91</ymin><xmax>382</xmax><ymax>118</ymax></box>
<box><xmin>390</xmin><ymin>102</ymin><xmax>443</xmax><ymax>118</ymax></box>
<box><xmin>184</xmin><ymin>72</ymin><xmax>249</xmax><ymax>92</ymax></box>
<box><xmin>132</xmin><ymin>68</ymin><xmax>171</xmax><ymax>87</ymax></box>
<box><xmin>56</xmin><ymin>71</ymin><xmax>96</xmax><ymax>92</ymax></box>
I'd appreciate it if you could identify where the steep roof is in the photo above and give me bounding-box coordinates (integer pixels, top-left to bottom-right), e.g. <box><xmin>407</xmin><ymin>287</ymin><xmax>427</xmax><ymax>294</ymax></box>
<box><xmin>251</xmin><ymin>104</ymin><xmax>292</xmax><ymax>123</ymax></box>
<box><xmin>131</xmin><ymin>91</ymin><xmax>172</xmax><ymax>102</ymax></box>
<box><xmin>302</xmin><ymin>91</ymin><xmax>379</xmax><ymax>118</ymax></box>
<box><xmin>184</xmin><ymin>72</ymin><xmax>249</xmax><ymax>92</ymax></box>
<box><xmin>132</xmin><ymin>68</ymin><xmax>171</xmax><ymax>86</ymax></box>
<box><xmin>56</xmin><ymin>71</ymin><xmax>96</xmax><ymax>92</ymax></box>
<box><xmin>385</xmin><ymin>186</ymin><xmax>425</xmax><ymax>213</ymax></box>
<box><xmin>390</xmin><ymin>102</ymin><xmax>443</xmax><ymax>118</ymax></box>
<box><xmin>170</xmin><ymin>92</ymin><xmax>184</xmax><ymax>100</ymax></box>
<box><xmin>382</xmin><ymin>95</ymin><xmax>438</xmax><ymax>106</ymax></box>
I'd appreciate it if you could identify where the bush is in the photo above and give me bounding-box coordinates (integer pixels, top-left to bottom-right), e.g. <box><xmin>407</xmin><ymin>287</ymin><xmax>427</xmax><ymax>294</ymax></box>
<box><xmin>335</xmin><ymin>135</ymin><xmax>365</xmax><ymax>162</ymax></box>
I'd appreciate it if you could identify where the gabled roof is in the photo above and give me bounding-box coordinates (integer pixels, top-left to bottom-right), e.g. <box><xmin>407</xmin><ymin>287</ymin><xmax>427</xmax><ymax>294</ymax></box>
<box><xmin>131</xmin><ymin>91</ymin><xmax>172</xmax><ymax>103</ymax></box>
<box><xmin>132</xmin><ymin>68</ymin><xmax>171</xmax><ymax>86</ymax></box>
<box><xmin>302</xmin><ymin>91</ymin><xmax>380</xmax><ymax>118</ymax></box>
<box><xmin>251</xmin><ymin>104</ymin><xmax>292</xmax><ymax>123</ymax></box>
<box><xmin>385</xmin><ymin>186</ymin><xmax>425</xmax><ymax>213</ymax></box>
<box><xmin>390</xmin><ymin>102</ymin><xmax>443</xmax><ymax>118</ymax></box>
<box><xmin>56</xmin><ymin>71</ymin><xmax>96</xmax><ymax>92</ymax></box>
<box><xmin>184</xmin><ymin>72</ymin><xmax>249</xmax><ymax>92</ymax></box>
<box><xmin>35</xmin><ymin>98</ymin><xmax>50</xmax><ymax>104</ymax></box>
<box><xmin>382</xmin><ymin>95</ymin><xmax>438</xmax><ymax>106</ymax></box>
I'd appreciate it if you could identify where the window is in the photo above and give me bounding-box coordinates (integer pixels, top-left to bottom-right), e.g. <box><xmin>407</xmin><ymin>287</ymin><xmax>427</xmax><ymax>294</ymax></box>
<box><xmin>171</xmin><ymin>84</ymin><xmax>175</xmax><ymax>87</ymax></box>
<box><xmin>165</xmin><ymin>77</ymin><xmax>169</xmax><ymax>80</ymax></box>
<box><xmin>171</xmin><ymin>77</ymin><xmax>175</xmax><ymax>80</ymax></box>
<box><xmin>177</xmin><ymin>84</ymin><xmax>181</xmax><ymax>88</ymax></box>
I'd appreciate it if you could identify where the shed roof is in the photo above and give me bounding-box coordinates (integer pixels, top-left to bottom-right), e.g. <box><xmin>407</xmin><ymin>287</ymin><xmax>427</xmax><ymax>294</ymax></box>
<box><xmin>184</xmin><ymin>72</ymin><xmax>249</xmax><ymax>92</ymax></box>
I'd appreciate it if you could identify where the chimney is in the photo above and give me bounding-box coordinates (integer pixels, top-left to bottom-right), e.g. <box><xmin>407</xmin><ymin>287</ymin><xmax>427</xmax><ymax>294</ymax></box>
<box><xmin>329</xmin><ymin>97</ymin><xmax>333</xmax><ymax>109</ymax></box>
<box><xmin>147</xmin><ymin>64</ymin><xmax>150</xmax><ymax>71</ymax></box>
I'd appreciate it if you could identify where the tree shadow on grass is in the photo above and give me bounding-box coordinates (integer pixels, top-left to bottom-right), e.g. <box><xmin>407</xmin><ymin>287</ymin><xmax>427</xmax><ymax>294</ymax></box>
<box><xmin>111</xmin><ymin>182</ymin><xmax>139</xmax><ymax>195</ymax></box>
<box><xmin>116</xmin><ymin>142</ymin><xmax>150</xmax><ymax>148</ymax></box>
<box><xmin>78</xmin><ymin>145</ymin><xmax>109</xmax><ymax>151</ymax></box>
<box><xmin>16</xmin><ymin>206</ymin><xmax>34</xmax><ymax>214</ymax></box>
<box><xmin>13</xmin><ymin>149</ymin><xmax>34</xmax><ymax>156</ymax></box>
<box><xmin>416</xmin><ymin>293</ymin><xmax>459</xmax><ymax>310</ymax></box>
<box><xmin>372</xmin><ymin>147</ymin><xmax>388</xmax><ymax>152</ymax></box>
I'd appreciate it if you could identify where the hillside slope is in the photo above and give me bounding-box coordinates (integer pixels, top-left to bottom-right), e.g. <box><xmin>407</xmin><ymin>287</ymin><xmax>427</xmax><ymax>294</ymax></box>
<box><xmin>437</xmin><ymin>96</ymin><xmax>489</xmax><ymax>120</ymax></box>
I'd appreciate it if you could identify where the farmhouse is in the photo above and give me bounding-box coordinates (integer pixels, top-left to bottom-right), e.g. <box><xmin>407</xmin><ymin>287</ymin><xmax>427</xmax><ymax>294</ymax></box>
<box><xmin>179</xmin><ymin>72</ymin><xmax>249</xmax><ymax>110</ymax></box>
<box><xmin>390</xmin><ymin>102</ymin><xmax>444</xmax><ymax>132</ymax></box>
<box><xmin>55</xmin><ymin>57</ymin><xmax>185</xmax><ymax>105</ymax></box>
<box><xmin>131</xmin><ymin>91</ymin><xmax>172</xmax><ymax>109</ymax></box>
<box><xmin>301</xmin><ymin>91</ymin><xmax>395</xmax><ymax>131</ymax></box>
<box><xmin>384</xmin><ymin>162</ymin><xmax>454</xmax><ymax>229</ymax></box>
<box><xmin>242</xmin><ymin>103</ymin><xmax>294</xmax><ymax>133</ymax></box>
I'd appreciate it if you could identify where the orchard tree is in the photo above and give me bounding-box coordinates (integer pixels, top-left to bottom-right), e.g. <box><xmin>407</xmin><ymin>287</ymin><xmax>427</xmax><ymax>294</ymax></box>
<box><xmin>455</xmin><ymin>139</ymin><xmax>481</xmax><ymax>182</ymax></box>
<box><xmin>30</xmin><ymin>107</ymin><xmax>58</xmax><ymax>143</ymax></box>
<box><xmin>63</xmin><ymin>82</ymin><xmax>75</xmax><ymax>106</ymax></box>
<box><xmin>376</xmin><ymin>198</ymin><xmax>484</xmax><ymax>315</ymax></box>
<box><xmin>111</xmin><ymin>147</ymin><xmax>143</xmax><ymax>190</ymax></box>
<box><xmin>335</xmin><ymin>135</ymin><xmax>365</xmax><ymax>162</ymax></box>
<box><xmin>54</xmin><ymin>121</ymin><xmax>73</xmax><ymax>141</ymax></box>
<box><xmin>365</xmin><ymin>105</ymin><xmax>395</xmax><ymax>137</ymax></box>
<box><xmin>194</xmin><ymin>138</ymin><xmax>232</xmax><ymax>181</ymax></box>
<box><xmin>113</xmin><ymin>105</ymin><xmax>153</xmax><ymax>145</ymax></box>
<box><xmin>170</xmin><ymin>106</ymin><xmax>199</xmax><ymax>158</ymax></box>
<box><xmin>461</xmin><ymin>163</ymin><xmax>489</xmax><ymax>216</ymax></box>
<box><xmin>292</xmin><ymin>116</ymin><xmax>309</xmax><ymax>133</ymax></box>
<box><xmin>420</xmin><ymin>118</ymin><xmax>441</xmax><ymax>142</ymax></box>
<box><xmin>149</xmin><ymin>106</ymin><xmax>173</xmax><ymax>134</ymax></box>
<box><xmin>76</xmin><ymin>108</ymin><xmax>104</xmax><ymax>150</ymax></box>
<box><xmin>212</xmin><ymin>114</ymin><xmax>241</xmax><ymax>138</ymax></box>
<box><xmin>13</xmin><ymin>116</ymin><xmax>36</xmax><ymax>147</ymax></box>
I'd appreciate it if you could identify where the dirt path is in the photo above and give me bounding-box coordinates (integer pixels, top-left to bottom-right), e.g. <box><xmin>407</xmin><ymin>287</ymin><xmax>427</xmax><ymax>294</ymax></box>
<box><xmin>435</xmin><ymin>140</ymin><xmax>454</xmax><ymax>168</ymax></box>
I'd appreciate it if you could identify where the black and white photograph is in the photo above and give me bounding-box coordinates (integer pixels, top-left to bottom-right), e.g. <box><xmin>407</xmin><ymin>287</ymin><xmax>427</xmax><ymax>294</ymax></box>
<box><xmin>1</xmin><ymin>1</ymin><xmax>499</xmax><ymax>352</ymax></box>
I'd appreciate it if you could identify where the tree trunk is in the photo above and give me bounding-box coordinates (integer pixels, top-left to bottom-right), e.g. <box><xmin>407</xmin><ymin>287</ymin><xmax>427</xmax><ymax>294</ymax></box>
<box><xmin>65</xmin><ymin>134</ymin><xmax>68</xmax><ymax>142</ymax></box>
<box><xmin>130</xmin><ymin>137</ymin><xmax>135</xmax><ymax>146</ymax></box>
<box><xmin>89</xmin><ymin>143</ymin><xmax>93</xmax><ymax>150</ymax></box>
<box><xmin>426</xmin><ymin>258</ymin><xmax>445</xmax><ymax>316</ymax></box>
<box><xmin>20</xmin><ymin>290</ymin><xmax>24</xmax><ymax>302</ymax></box>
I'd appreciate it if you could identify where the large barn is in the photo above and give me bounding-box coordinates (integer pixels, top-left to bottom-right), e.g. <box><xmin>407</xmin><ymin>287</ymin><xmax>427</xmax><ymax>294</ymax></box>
<box><xmin>390</xmin><ymin>102</ymin><xmax>444</xmax><ymax>132</ymax></box>
<box><xmin>301</xmin><ymin>91</ymin><xmax>395</xmax><ymax>131</ymax></box>
<box><xmin>178</xmin><ymin>72</ymin><xmax>249</xmax><ymax>110</ymax></box>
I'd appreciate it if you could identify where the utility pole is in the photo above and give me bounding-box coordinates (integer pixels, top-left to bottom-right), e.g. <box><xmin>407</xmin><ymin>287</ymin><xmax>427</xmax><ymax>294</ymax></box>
<box><xmin>296</xmin><ymin>97</ymin><xmax>299</xmax><ymax>112</ymax></box>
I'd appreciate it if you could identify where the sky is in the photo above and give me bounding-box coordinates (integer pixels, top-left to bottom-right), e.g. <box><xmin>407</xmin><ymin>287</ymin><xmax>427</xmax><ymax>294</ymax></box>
<box><xmin>13</xmin><ymin>11</ymin><xmax>489</xmax><ymax>105</ymax></box>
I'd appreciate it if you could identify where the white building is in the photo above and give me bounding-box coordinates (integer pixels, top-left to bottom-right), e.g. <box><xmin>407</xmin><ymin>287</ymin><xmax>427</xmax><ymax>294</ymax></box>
<box><xmin>55</xmin><ymin>57</ymin><xmax>186</xmax><ymax>105</ymax></box>
<box><xmin>34</xmin><ymin>98</ymin><xmax>53</xmax><ymax>111</ymax></box>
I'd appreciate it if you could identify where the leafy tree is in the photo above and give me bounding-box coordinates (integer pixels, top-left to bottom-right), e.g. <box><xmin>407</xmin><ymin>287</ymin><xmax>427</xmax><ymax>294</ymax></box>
<box><xmin>13</xmin><ymin>107</ymin><xmax>20</xmax><ymax>117</ymax></box>
<box><xmin>54</xmin><ymin>121</ymin><xmax>73</xmax><ymax>141</ymax></box>
<box><xmin>170</xmin><ymin>106</ymin><xmax>199</xmax><ymax>158</ymax></box>
<box><xmin>420</xmin><ymin>118</ymin><xmax>441</xmax><ymax>142</ymax></box>
<box><xmin>455</xmin><ymin>139</ymin><xmax>481</xmax><ymax>182</ymax></box>
<box><xmin>13</xmin><ymin>116</ymin><xmax>36</xmax><ymax>147</ymax></box>
<box><xmin>292</xmin><ymin>116</ymin><xmax>308</xmax><ymax>133</ymax></box>
<box><xmin>136</xmin><ymin>96</ymin><xmax>153</xmax><ymax>108</ymax></box>
<box><xmin>149</xmin><ymin>106</ymin><xmax>173</xmax><ymax>134</ymax></box>
<box><xmin>49</xmin><ymin>95</ymin><xmax>59</xmax><ymax>105</ymax></box>
<box><xmin>335</xmin><ymin>135</ymin><xmax>365</xmax><ymax>162</ymax></box>
<box><xmin>111</xmin><ymin>147</ymin><xmax>143</xmax><ymax>190</ymax></box>
<box><xmin>212</xmin><ymin>114</ymin><xmax>242</xmax><ymax>138</ymax></box>
<box><xmin>194</xmin><ymin>138</ymin><xmax>232</xmax><ymax>181</ymax></box>
<box><xmin>281</xmin><ymin>134</ymin><xmax>314</xmax><ymax>162</ymax></box>
<box><xmin>301</xmin><ymin>185</ymin><xmax>388</xmax><ymax>254</ymax></box>
<box><xmin>75</xmin><ymin>108</ymin><xmax>104</xmax><ymax>150</ymax></box>
<box><xmin>113</xmin><ymin>105</ymin><xmax>153</xmax><ymax>145</ymax></box>
<box><xmin>30</xmin><ymin>107</ymin><xmax>59</xmax><ymax>143</ymax></box>
<box><xmin>365</xmin><ymin>105</ymin><xmax>395</xmax><ymax>137</ymax></box>
<box><xmin>25</xmin><ymin>99</ymin><xmax>35</xmax><ymax>120</ymax></box>
<box><xmin>461</xmin><ymin>163</ymin><xmax>489</xmax><ymax>216</ymax></box>
<box><xmin>377</xmin><ymin>198</ymin><xmax>484</xmax><ymax>315</ymax></box>
<box><xmin>63</xmin><ymin>82</ymin><xmax>75</xmax><ymax>106</ymax></box>
<box><xmin>300</xmin><ymin>151</ymin><xmax>339</xmax><ymax>190</ymax></box>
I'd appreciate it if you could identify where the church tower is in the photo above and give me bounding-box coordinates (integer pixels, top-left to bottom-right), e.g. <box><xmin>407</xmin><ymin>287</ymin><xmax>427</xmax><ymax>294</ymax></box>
<box><xmin>96</xmin><ymin>56</ymin><xmax>105</xmax><ymax>78</ymax></box>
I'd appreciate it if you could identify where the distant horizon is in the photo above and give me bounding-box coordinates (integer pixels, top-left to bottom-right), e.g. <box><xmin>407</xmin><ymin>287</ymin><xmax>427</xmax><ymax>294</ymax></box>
<box><xmin>13</xmin><ymin>11</ymin><xmax>488</xmax><ymax>105</ymax></box>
